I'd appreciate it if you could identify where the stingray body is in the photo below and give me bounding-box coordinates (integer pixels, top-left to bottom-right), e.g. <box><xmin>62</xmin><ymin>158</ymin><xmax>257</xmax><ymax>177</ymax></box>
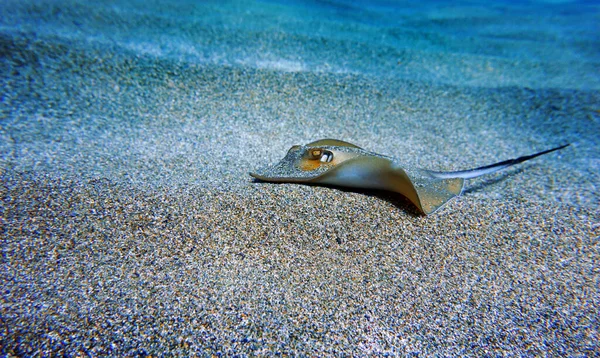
<box><xmin>250</xmin><ymin>139</ymin><xmax>569</xmax><ymax>215</ymax></box>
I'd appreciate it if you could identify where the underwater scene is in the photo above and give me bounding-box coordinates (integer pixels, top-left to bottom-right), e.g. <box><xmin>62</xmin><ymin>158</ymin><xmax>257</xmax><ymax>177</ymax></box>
<box><xmin>1</xmin><ymin>0</ymin><xmax>598</xmax><ymax>355</ymax></box>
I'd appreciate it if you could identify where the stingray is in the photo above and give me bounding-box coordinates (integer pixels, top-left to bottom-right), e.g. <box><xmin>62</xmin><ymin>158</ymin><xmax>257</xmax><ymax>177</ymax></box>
<box><xmin>249</xmin><ymin>139</ymin><xmax>569</xmax><ymax>215</ymax></box>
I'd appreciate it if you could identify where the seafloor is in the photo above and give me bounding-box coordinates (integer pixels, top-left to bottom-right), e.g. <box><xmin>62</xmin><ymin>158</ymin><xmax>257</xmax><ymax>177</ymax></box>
<box><xmin>1</xmin><ymin>0</ymin><xmax>598</xmax><ymax>355</ymax></box>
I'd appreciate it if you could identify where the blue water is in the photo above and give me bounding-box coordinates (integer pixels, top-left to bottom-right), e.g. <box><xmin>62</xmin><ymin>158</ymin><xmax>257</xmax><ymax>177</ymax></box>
<box><xmin>2</xmin><ymin>0</ymin><xmax>598</xmax><ymax>88</ymax></box>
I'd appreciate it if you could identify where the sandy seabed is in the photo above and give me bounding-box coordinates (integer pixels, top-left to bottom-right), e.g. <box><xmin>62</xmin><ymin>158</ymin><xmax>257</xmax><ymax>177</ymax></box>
<box><xmin>1</xmin><ymin>1</ymin><xmax>599</xmax><ymax>355</ymax></box>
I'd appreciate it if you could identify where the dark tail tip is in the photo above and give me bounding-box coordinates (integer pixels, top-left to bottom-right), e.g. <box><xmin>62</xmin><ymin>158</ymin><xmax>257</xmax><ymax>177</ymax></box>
<box><xmin>531</xmin><ymin>143</ymin><xmax>570</xmax><ymax>159</ymax></box>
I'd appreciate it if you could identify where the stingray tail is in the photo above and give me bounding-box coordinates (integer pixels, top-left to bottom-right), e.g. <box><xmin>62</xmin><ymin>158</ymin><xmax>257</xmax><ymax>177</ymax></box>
<box><xmin>429</xmin><ymin>144</ymin><xmax>570</xmax><ymax>180</ymax></box>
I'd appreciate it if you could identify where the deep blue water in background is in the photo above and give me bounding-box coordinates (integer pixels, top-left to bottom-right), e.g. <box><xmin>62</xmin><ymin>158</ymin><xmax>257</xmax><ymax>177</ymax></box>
<box><xmin>2</xmin><ymin>0</ymin><xmax>598</xmax><ymax>89</ymax></box>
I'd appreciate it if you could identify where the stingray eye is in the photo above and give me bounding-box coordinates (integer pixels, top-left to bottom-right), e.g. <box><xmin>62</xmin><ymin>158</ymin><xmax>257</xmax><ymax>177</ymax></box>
<box><xmin>320</xmin><ymin>150</ymin><xmax>333</xmax><ymax>163</ymax></box>
<box><xmin>309</xmin><ymin>149</ymin><xmax>323</xmax><ymax>159</ymax></box>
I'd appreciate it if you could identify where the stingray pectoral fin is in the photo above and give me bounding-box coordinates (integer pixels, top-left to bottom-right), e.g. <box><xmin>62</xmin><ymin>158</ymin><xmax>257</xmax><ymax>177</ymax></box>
<box><xmin>407</xmin><ymin>172</ymin><xmax>465</xmax><ymax>214</ymax></box>
<box><xmin>313</xmin><ymin>157</ymin><xmax>422</xmax><ymax>210</ymax></box>
<box><xmin>314</xmin><ymin>157</ymin><xmax>462</xmax><ymax>214</ymax></box>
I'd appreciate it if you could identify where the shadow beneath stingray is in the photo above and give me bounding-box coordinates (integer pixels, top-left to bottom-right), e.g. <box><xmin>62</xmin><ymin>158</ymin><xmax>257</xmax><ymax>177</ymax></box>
<box><xmin>323</xmin><ymin>184</ymin><xmax>426</xmax><ymax>217</ymax></box>
<box><xmin>250</xmin><ymin>179</ymin><xmax>424</xmax><ymax>217</ymax></box>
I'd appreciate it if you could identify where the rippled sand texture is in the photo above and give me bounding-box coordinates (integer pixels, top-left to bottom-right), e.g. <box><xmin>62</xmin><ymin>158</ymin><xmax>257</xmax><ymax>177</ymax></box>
<box><xmin>1</xmin><ymin>0</ymin><xmax>598</xmax><ymax>355</ymax></box>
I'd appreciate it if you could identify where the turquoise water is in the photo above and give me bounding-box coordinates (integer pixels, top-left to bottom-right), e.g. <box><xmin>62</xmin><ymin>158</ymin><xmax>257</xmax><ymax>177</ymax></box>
<box><xmin>2</xmin><ymin>0</ymin><xmax>598</xmax><ymax>88</ymax></box>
